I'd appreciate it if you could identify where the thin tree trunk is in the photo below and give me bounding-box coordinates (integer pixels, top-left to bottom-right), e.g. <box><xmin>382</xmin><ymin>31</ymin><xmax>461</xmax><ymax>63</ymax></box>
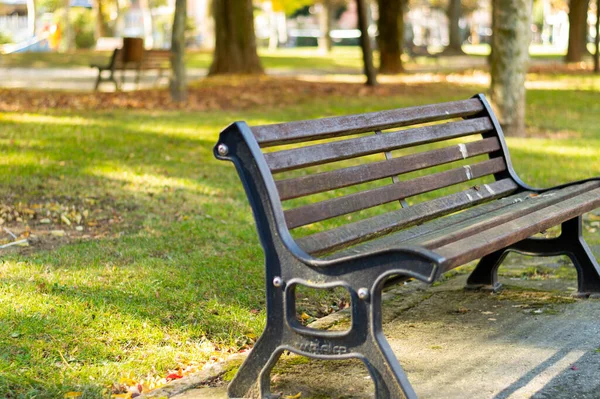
<box><xmin>595</xmin><ymin>0</ymin><xmax>599</xmax><ymax>72</ymax></box>
<box><xmin>376</xmin><ymin>0</ymin><xmax>403</xmax><ymax>74</ymax></box>
<box><xmin>26</xmin><ymin>0</ymin><xmax>35</xmax><ymax>36</ymax></box>
<box><xmin>61</xmin><ymin>0</ymin><xmax>73</xmax><ymax>52</ymax></box>
<box><xmin>446</xmin><ymin>0</ymin><xmax>464</xmax><ymax>54</ymax></box>
<box><xmin>170</xmin><ymin>0</ymin><xmax>187</xmax><ymax>101</ymax></box>
<box><xmin>566</xmin><ymin>0</ymin><xmax>590</xmax><ymax>62</ymax></box>
<box><xmin>268</xmin><ymin>8</ymin><xmax>278</xmax><ymax>50</ymax></box>
<box><xmin>209</xmin><ymin>0</ymin><xmax>263</xmax><ymax>75</ymax></box>
<box><xmin>318</xmin><ymin>1</ymin><xmax>333</xmax><ymax>53</ymax></box>
<box><xmin>356</xmin><ymin>0</ymin><xmax>377</xmax><ymax>85</ymax></box>
<box><xmin>326</xmin><ymin>1</ymin><xmax>334</xmax><ymax>52</ymax></box>
<box><xmin>93</xmin><ymin>0</ymin><xmax>107</xmax><ymax>39</ymax></box>
<box><xmin>490</xmin><ymin>0</ymin><xmax>532</xmax><ymax>137</ymax></box>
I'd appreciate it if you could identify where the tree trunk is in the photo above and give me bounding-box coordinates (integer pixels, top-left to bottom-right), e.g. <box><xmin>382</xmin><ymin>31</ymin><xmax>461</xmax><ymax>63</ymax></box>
<box><xmin>170</xmin><ymin>0</ymin><xmax>187</xmax><ymax>101</ymax></box>
<box><xmin>356</xmin><ymin>0</ymin><xmax>377</xmax><ymax>85</ymax></box>
<box><xmin>490</xmin><ymin>0</ymin><xmax>532</xmax><ymax>137</ymax></box>
<box><xmin>93</xmin><ymin>0</ymin><xmax>107</xmax><ymax>39</ymax></box>
<box><xmin>595</xmin><ymin>0</ymin><xmax>599</xmax><ymax>72</ymax></box>
<box><xmin>61</xmin><ymin>0</ymin><xmax>74</xmax><ymax>52</ymax></box>
<box><xmin>26</xmin><ymin>0</ymin><xmax>35</xmax><ymax>37</ymax></box>
<box><xmin>209</xmin><ymin>0</ymin><xmax>263</xmax><ymax>75</ymax></box>
<box><xmin>566</xmin><ymin>0</ymin><xmax>590</xmax><ymax>62</ymax></box>
<box><xmin>377</xmin><ymin>0</ymin><xmax>403</xmax><ymax>74</ymax></box>
<box><xmin>318</xmin><ymin>1</ymin><xmax>333</xmax><ymax>53</ymax></box>
<box><xmin>268</xmin><ymin>8</ymin><xmax>278</xmax><ymax>50</ymax></box>
<box><xmin>446</xmin><ymin>0</ymin><xmax>464</xmax><ymax>54</ymax></box>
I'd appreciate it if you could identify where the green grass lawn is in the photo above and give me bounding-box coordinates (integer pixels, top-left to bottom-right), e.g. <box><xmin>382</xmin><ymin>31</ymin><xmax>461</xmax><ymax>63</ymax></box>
<box><xmin>4</xmin><ymin>44</ymin><xmax>595</xmax><ymax>71</ymax></box>
<box><xmin>0</xmin><ymin>77</ymin><xmax>599</xmax><ymax>398</ymax></box>
<box><xmin>0</xmin><ymin>48</ymin><xmax>367</xmax><ymax>70</ymax></box>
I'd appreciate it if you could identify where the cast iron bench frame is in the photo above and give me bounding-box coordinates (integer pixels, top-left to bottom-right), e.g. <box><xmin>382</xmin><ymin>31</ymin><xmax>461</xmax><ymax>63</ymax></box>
<box><xmin>214</xmin><ymin>94</ymin><xmax>600</xmax><ymax>398</ymax></box>
<box><xmin>91</xmin><ymin>48</ymin><xmax>172</xmax><ymax>91</ymax></box>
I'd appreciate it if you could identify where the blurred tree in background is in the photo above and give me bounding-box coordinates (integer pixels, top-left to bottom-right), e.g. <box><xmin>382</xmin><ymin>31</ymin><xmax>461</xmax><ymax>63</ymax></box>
<box><xmin>209</xmin><ymin>0</ymin><xmax>263</xmax><ymax>74</ymax></box>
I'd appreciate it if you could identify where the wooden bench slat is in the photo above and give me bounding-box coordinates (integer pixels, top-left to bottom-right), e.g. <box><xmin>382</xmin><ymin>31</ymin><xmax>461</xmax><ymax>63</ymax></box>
<box><xmin>297</xmin><ymin>178</ymin><xmax>520</xmax><ymax>255</ymax></box>
<box><xmin>339</xmin><ymin>181</ymin><xmax>600</xmax><ymax>257</ymax></box>
<box><xmin>409</xmin><ymin>181</ymin><xmax>600</xmax><ymax>249</ymax></box>
<box><xmin>265</xmin><ymin>117</ymin><xmax>493</xmax><ymax>173</ymax></box>
<box><xmin>285</xmin><ymin>157</ymin><xmax>506</xmax><ymax>229</ymax></box>
<box><xmin>437</xmin><ymin>186</ymin><xmax>600</xmax><ymax>270</ymax></box>
<box><xmin>276</xmin><ymin>137</ymin><xmax>501</xmax><ymax>201</ymax></box>
<box><xmin>252</xmin><ymin>98</ymin><xmax>484</xmax><ymax>147</ymax></box>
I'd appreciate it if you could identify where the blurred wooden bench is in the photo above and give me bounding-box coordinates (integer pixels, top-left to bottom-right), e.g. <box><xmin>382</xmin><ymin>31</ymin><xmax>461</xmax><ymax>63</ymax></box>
<box><xmin>91</xmin><ymin>48</ymin><xmax>172</xmax><ymax>91</ymax></box>
<box><xmin>215</xmin><ymin>94</ymin><xmax>600</xmax><ymax>398</ymax></box>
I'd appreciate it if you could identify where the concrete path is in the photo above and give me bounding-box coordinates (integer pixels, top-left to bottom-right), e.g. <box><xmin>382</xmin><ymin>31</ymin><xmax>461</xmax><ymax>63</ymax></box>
<box><xmin>0</xmin><ymin>56</ymin><xmax>490</xmax><ymax>91</ymax></box>
<box><xmin>0</xmin><ymin>67</ymin><xmax>208</xmax><ymax>91</ymax></box>
<box><xmin>163</xmin><ymin>273</ymin><xmax>600</xmax><ymax>399</ymax></box>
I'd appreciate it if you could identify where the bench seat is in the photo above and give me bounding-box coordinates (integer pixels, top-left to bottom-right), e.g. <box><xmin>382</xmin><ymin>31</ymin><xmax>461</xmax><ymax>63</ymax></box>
<box><xmin>325</xmin><ymin>180</ymin><xmax>600</xmax><ymax>271</ymax></box>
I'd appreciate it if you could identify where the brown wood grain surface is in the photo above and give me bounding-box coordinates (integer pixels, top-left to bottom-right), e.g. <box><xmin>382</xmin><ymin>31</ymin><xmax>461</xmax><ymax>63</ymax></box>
<box><xmin>266</xmin><ymin>117</ymin><xmax>493</xmax><ymax>173</ymax></box>
<box><xmin>276</xmin><ymin>137</ymin><xmax>501</xmax><ymax>200</ymax></box>
<box><xmin>285</xmin><ymin>157</ymin><xmax>506</xmax><ymax>229</ymax></box>
<box><xmin>252</xmin><ymin>98</ymin><xmax>484</xmax><ymax>146</ymax></box>
<box><xmin>298</xmin><ymin>179</ymin><xmax>520</xmax><ymax>255</ymax></box>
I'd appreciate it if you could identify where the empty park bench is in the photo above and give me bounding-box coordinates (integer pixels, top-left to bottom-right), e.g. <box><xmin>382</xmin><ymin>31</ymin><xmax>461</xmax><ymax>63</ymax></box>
<box><xmin>91</xmin><ymin>48</ymin><xmax>172</xmax><ymax>90</ymax></box>
<box><xmin>214</xmin><ymin>94</ymin><xmax>600</xmax><ymax>398</ymax></box>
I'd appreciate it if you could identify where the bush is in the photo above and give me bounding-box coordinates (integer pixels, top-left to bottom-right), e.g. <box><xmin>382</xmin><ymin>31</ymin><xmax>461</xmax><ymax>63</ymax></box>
<box><xmin>72</xmin><ymin>9</ymin><xmax>96</xmax><ymax>49</ymax></box>
<box><xmin>0</xmin><ymin>31</ymin><xmax>12</xmax><ymax>45</ymax></box>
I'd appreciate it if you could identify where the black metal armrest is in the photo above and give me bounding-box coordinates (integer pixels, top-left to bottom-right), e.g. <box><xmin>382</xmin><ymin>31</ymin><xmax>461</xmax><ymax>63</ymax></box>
<box><xmin>285</xmin><ymin>239</ymin><xmax>444</xmax><ymax>284</ymax></box>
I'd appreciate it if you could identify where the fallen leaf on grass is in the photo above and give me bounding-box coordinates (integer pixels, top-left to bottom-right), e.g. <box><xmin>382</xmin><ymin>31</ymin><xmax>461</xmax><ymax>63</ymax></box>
<box><xmin>64</xmin><ymin>392</ymin><xmax>82</xmax><ymax>398</ymax></box>
<box><xmin>0</xmin><ymin>79</ymin><xmax>436</xmax><ymax>113</ymax></box>
<box><xmin>166</xmin><ymin>372</ymin><xmax>183</xmax><ymax>380</ymax></box>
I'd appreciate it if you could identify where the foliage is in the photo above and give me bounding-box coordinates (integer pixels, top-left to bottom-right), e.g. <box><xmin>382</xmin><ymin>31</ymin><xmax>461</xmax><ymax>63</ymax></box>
<box><xmin>0</xmin><ymin>31</ymin><xmax>12</xmax><ymax>45</ymax></box>
<box><xmin>72</xmin><ymin>9</ymin><xmax>96</xmax><ymax>49</ymax></box>
<box><xmin>422</xmin><ymin>0</ymin><xmax>479</xmax><ymax>14</ymax></box>
<box><xmin>38</xmin><ymin>0</ymin><xmax>62</xmax><ymax>12</ymax></box>
<box><xmin>269</xmin><ymin>0</ymin><xmax>315</xmax><ymax>15</ymax></box>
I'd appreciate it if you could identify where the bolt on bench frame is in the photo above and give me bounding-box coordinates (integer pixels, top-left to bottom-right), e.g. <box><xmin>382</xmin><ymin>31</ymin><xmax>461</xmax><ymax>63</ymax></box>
<box><xmin>214</xmin><ymin>94</ymin><xmax>600</xmax><ymax>398</ymax></box>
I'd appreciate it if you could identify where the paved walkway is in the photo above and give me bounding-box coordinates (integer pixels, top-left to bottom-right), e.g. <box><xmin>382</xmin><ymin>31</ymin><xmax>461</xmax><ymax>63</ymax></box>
<box><xmin>147</xmin><ymin>266</ymin><xmax>600</xmax><ymax>399</ymax></box>
<box><xmin>0</xmin><ymin>56</ymin><xmax>490</xmax><ymax>91</ymax></box>
<box><xmin>0</xmin><ymin>67</ymin><xmax>208</xmax><ymax>91</ymax></box>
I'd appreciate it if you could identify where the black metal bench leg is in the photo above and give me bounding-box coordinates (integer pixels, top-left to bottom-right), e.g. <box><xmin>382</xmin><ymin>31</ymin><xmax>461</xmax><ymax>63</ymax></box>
<box><xmin>228</xmin><ymin>327</ymin><xmax>282</xmax><ymax>398</ymax></box>
<box><xmin>465</xmin><ymin>249</ymin><xmax>508</xmax><ymax>291</ymax></box>
<box><xmin>94</xmin><ymin>70</ymin><xmax>103</xmax><ymax>91</ymax></box>
<box><xmin>364</xmin><ymin>277</ymin><xmax>418</xmax><ymax>399</ymax></box>
<box><xmin>361</xmin><ymin>334</ymin><xmax>417</xmax><ymax>399</ymax></box>
<box><xmin>251</xmin><ymin>287</ymin><xmax>416</xmax><ymax>398</ymax></box>
<box><xmin>228</xmin><ymin>275</ymin><xmax>284</xmax><ymax>398</ymax></box>
<box><xmin>135</xmin><ymin>68</ymin><xmax>142</xmax><ymax>89</ymax></box>
<box><xmin>561</xmin><ymin>216</ymin><xmax>600</xmax><ymax>295</ymax></box>
<box><xmin>466</xmin><ymin>216</ymin><xmax>600</xmax><ymax>296</ymax></box>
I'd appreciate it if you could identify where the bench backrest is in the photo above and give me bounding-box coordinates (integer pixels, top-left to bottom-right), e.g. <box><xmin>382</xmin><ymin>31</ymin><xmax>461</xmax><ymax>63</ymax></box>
<box><xmin>216</xmin><ymin>94</ymin><xmax>522</xmax><ymax>258</ymax></box>
<box><xmin>141</xmin><ymin>50</ymin><xmax>172</xmax><ymax>69</ymax></box>
<box><xmin>256</xmin><ymin>95</ymin><xmax>522</xmax><ymax>254</ymax></box>
<box><xmin>111</xmin><ymin>49</ymin><xmax>172</xmax><ymax>69</ymax></box>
